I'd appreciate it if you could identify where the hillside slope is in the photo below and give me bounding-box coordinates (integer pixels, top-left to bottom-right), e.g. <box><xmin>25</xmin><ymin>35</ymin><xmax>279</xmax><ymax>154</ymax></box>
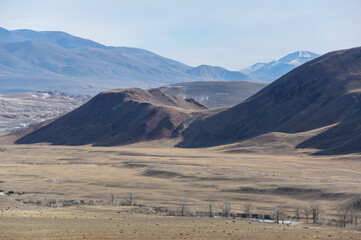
<box><xmin>178</xmin><ymin>47</ymin><xmax>361</xmax><ymax>155</ymax></box>
<box><xmin>15</xmin><ymin>88</ymin><xmax>206</xmax><ymax>146</ymax></box>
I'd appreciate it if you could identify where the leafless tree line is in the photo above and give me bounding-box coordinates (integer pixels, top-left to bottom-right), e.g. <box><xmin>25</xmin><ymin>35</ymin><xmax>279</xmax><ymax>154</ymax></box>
<box><xmin>337</xmin><ymin>207</ymin><xmax>360</xmax><ymax>229</ymax></box>
<box><xmin>22</xmin><ymin>192</ymin><xmax>136</xmax><ymax>207</ymax></box>
<box><xmin>20</xmin><ymin>194</ymin><xmax>361</xmax><ymax>229</ymax></box>
<box><xmin>109</xmin><ymin>192</ymin><xmax>135</xmax><ymax>206</ymax></box>
<box><xmin>177</xmin><ymin>201</ymin><xmax>360</xmax><ymax>230</ymax></box>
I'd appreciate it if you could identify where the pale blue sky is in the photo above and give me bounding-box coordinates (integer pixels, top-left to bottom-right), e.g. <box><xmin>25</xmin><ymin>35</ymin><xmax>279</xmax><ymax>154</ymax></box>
<box><xmin>0</xmin><ymin>0</ymin><xmax>360</xmax><ymax>70</ymax></box>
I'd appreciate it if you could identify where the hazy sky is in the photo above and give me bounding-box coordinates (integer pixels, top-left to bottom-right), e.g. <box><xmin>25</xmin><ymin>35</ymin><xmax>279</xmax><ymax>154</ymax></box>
<box><xmin>1</xmin><ymin>0</ymin><xmax>360</xmax><ymax>70</ymax></box>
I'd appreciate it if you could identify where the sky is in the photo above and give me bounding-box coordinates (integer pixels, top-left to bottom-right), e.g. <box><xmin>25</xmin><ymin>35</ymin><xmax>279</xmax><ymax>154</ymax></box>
<box><xmin>0</xmin><ymin>0</ymin><xmax>360</xmax><ymax>70</ymax></box>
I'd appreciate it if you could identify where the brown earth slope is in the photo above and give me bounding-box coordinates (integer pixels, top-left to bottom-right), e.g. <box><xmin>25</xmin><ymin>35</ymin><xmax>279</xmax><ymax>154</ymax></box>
<box><xmin>177</xmin><ymin>47</ymin><xmax>361</xmax><ymax>155</ymax></box>
<box><xmin>15</xmin><ymin>88</ymin><xmax>206</xmax><ymax>146</ymax></box>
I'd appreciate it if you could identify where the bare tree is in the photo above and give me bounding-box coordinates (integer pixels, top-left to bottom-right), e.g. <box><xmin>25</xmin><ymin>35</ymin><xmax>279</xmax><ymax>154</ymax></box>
<box><xmin>350</xmin><ymin>208</ymin><xmax>355</xmax><ymax>227</ymax></box>
<box><xmin>294</xmin><ymin>206</ymin><xmax>300</xmax><ymax>222</ymax></box>
<box><xmin>208</xmin><ymin>202</ymin><xmax>214</xmax><ymax>218</ymax></box>
<box><xmin>304</xmin><ymin>206</ymin><xmax>310</xmax><ymax>223</ymax></box>
<box><xmin>348</xmin><ymin>208</ymin><xmax>361</xmax><ymax>229</ymax></box>
<box><xmin>274</xmin><ymin>209</ymin><xmax>280</xmax><ymax>224</ymax></box>
<box><xmin>45</xmin><ymin>198</ymin><xmax>56</xmax><ymax>207</ymax></box>
<box><xmin>222</xmin><ymin>203</ymin><xmax>231</xmax><ymax>218</ymax></box>
<box><xmin>355</xmin><ymin>211</ymin><xmax>360</xmax><ymax>230</ymax></box>
<box><xmin>272</xmin><ymin>208</ymin><xmax>283</xmax><ymax>224</ymax></box>
<box><xmin>338</xmin><ymin>208</ymin><xmax>349</xmax><ymax>228</ymax></box>
<box><xmin>126</xmin><ymin>192</ymin><xmax>134</xmax><ymax>206</ymax></box>
<box><xmin>244</xmin><ymin>203</ymin><xmax>252</xmax><ymax>218</ymax></box>
<box><xmin>180</xmin><ymin>203</ymin><xmax>187</xmax><ymax>216</ymax></box>
<box><xmin>272</xmin><ymin>207</ymin><xmax>285</xmax><ymax>224</ymax></box>
<box><xmin>338</xmin><ymin>197</ymin><xmax>361</xmax><ymax>229</ymax></box>
<box><xmin>310</xmin><ymin>203</ymin><xmax>321</xmax><ymax>224</ymax></box>
<box><xmin>110</xmin><ymin>193</ymin><xmax>115</xmax><ymax>206</ymax></box>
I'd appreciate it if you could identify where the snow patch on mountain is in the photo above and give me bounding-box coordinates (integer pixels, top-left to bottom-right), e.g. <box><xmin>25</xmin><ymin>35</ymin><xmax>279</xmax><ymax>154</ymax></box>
<box><xmin>240</xmin><ymin>51</ymin><xmax>320</xmax><ymax>82</ymax></box>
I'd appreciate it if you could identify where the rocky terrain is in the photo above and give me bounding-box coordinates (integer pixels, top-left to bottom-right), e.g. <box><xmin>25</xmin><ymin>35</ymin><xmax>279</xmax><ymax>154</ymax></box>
<box><xmin>0</xmin><ymin>91</ymin><xmax>90</xmax><ymax>135</ymax></box>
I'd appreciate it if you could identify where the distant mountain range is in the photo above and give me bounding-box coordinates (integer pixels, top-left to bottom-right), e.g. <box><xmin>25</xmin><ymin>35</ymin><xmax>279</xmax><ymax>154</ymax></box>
<box><xmin>0</xmin><ymin>27</ymin><xmax>318</xmax><ymax>94</ymax></box>
<box><xmin>240</xmin><ymin>51</ymin><xmax>320</xmax><ymax>82</ymax></box>
<box><xmin>0</xmin><ymin>27</ymin><xmax>192</xmax><ymax>95</ymax></box>
<box><xmin>0</xmin><ymin>27</ymin><xmax>252</xmax><ymax>95</ymax></box>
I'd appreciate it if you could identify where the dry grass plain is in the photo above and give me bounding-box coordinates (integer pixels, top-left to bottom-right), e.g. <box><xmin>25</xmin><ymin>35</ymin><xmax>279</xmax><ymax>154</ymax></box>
<box><xmin>0</xmin><ymin>140</ymin><xmax>361</xmax><ymax>239</ymax></box>
<box><xmin>1</xmin><ymin>205</ymin><xmax>360</xmax><ymax>240</ymax></box>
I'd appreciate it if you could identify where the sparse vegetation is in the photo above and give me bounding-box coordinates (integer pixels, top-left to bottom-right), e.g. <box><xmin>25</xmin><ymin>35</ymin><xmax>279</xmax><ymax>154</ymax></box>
<box><xmin>110</xmin><ymin>193</ymin><xmax>116</xmax><ymax>206</ymax></box>
<box><xmin>1</xmin><ymin>144</ymin><xmax>361</xmax><ymax>238</ymax></box>
<box><xmin>294</xmin><ymin>205</ymin><xmax>300</xmax><ymax>222</ymax></box>
<box><xmin>179</xmin><ymin>203</ymin><xmax>187</xmax><ymax>216</ymax></box>
<box><xmin>272</xmin><ymin>207</ymin><xmax>286</xmax><ymax>224</ymax></box>
<box><xmin>337</xmin><ymin>201</ymin><xmax>361</xmax><ymax>230</ymax></box>
<box><xmin>310</xmin><ymin>203</ymin><xmax>321</xmax><ymax>224</ymax></box>
<box><xmin>304</xmin><ymin>206</ymin><xmax>310</xmax><ymax>223</ymax></box>
<box><xmin>222</xmin><ymin>203</ymin><xmax>231</xmax><ymax>218</ymax></box>
<box><xmin>126</xmin><ymin>192</ymin><xmax>134</xmax><ymax>206</ymax></box>
<box><xmin>243</xmin><ymin>203</ymin><xmax>252</xmax><ymax>218</ymax></box>
<box><xmin>208</xmin><ymin>201</ymin><xmax>214</xmax><ymax>218</ymax></box>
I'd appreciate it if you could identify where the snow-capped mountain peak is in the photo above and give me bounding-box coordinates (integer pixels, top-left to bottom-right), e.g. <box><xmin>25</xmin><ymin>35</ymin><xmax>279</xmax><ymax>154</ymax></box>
<box><xmin>240</xmin><ymin>51</ymin><xmax>320</xmax><ymax>82</ymax></box>
<box><xmin>278</xmin><ymin>51</ymin><xmax>319</xmax><ymax>64</ymax></box>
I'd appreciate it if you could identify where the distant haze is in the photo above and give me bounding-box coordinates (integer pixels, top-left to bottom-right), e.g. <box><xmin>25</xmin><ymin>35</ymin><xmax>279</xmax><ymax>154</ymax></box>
<box><xmin>0</xmin><ymin>0</ymin><xmax>360</xmax><ymax>70</ymax></box>
<box><xmin>0</xmin><ymin>27</ymin><xmax>319</xmax><ymax>94</ymax></box>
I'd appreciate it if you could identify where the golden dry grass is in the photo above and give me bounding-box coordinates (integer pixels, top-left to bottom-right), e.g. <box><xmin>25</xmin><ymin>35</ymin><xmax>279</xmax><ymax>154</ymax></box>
<box><xmin>0</xmin><ymin>205</ymin><xmax>360</xmax><ymax>240</ymax></box>
<box><xmin>0</xmin><ymin>142</ymin><xmax>360</xmax><ymax>239</ymax></box>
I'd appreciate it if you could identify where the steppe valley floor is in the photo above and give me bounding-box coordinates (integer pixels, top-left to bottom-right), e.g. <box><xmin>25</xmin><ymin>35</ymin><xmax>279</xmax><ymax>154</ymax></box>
<box><xmin>0</xmin><ymin>142</ymin><xmax>360</xmax><ymax>239</ymax></box>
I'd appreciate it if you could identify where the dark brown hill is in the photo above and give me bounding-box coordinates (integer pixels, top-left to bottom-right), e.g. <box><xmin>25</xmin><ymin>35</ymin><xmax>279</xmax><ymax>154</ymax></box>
<box><xmin>15</xmin><ymin>88</ymin><xmax>206</xmax><ymax>146</ymax></box>
<box><xmin>296</xmin><ymin>116</ymin><xmax>361</xmax><ymax>155</ymax></box>
<box><xmin>177</xmin><ymin>47</ymin><xmax>361</xmax><ymax>155</ymax></box>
